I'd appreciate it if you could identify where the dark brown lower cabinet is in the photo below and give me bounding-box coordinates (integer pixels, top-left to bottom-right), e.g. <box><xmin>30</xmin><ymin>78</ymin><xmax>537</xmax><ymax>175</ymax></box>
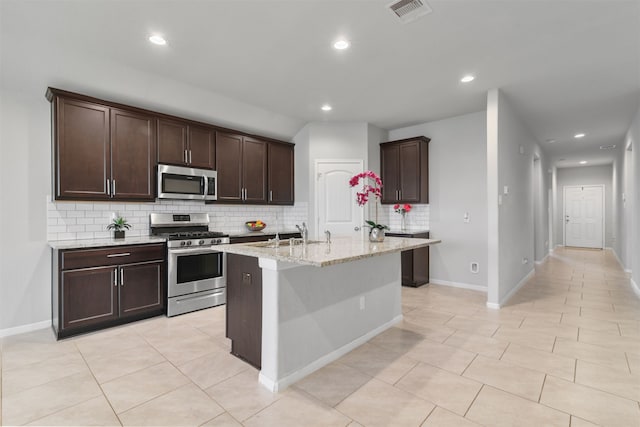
<box><xmin>386</xmin><ymin>231</ymin><xmax>430</xmax><ymax>287</ymax></box>
<box><xmin>226</xmin><ymin>254</ymin><xmax>262</xmax><ymax>368</ymax></box>
<box><xmin>53</xmin><ymin>243</ymin><xmax>166</xmax><ymax>339</ymax></box>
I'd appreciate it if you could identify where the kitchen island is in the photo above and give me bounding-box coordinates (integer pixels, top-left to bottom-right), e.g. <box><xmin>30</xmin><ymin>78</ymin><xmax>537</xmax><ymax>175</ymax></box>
<box><xmin>219</xmin><ymin>234</ymin><xmax>441</xmax><ymax>391</ymax></box>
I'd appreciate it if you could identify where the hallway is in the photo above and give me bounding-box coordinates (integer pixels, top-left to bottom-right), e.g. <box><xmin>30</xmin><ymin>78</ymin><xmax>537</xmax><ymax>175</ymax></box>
<box><xmin>1</xmin><ymin>248</ymin><xmax>639</xmax><ymax>426</ymax></box>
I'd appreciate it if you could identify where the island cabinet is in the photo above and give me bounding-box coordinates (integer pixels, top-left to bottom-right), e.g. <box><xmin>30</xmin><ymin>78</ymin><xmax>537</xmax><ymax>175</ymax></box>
<box><xmin>215</xmin><ymin>131</ymin><xmax>267</xmax><ymax>203</ymax></box>
<box><xmin>226</xmin><ymin>232</ymin><xmax>301</xmax><ymax>368</ymax></box>
<box><xmin>386</xmin><ymin>231</ymin><xmax>430</xmax><ymax>287</ymax></box>
<box><xmin>157</xmin><ymin>119</ymin><xmax>215</xmax><ymax>169</ymax></box>
<box><xmin>47</xmin><ymin>88</ymin><xmax>157</xmax><ymax>202</ymax></box>
<box><xmin>52</xmin><ymin>243</ymin><xmax>166</xmax><ymax>338</ymax></box>
<box><xmin>226</xmin><ymin>254</ymin><xmax>262</xmax><ymax>368</ymax></box>
<box><xmin>380</xmin><ymin>136</ymin><xmax>430</xmax><ymax>204</ymax></box>
<box><xmin>267</xmin><ymin>141</ymin><xmax>295</xmax><ymax>205</ymax></box>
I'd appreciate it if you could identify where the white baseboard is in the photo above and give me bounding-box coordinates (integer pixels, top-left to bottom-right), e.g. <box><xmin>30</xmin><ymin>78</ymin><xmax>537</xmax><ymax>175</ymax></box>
<box><xmin>428</xmin><ymin>279</ymin><xmax>487</xmax><ymax>293</ymax></box>
<box><xmin>534</xmin><ymin>253</ymin><xmax>550</xmax><ymax>265</ymax></box>
<box><xmin>631</xmin><ymin>278</ymin><xmax>640</xmax><ymax>299</ymax></box>
<box><xmin>606</xmin><ymin>247</ymin><xmax>626</xmax><ymax>271</ymax></box>
<box><xmin>0</xmin><ymin>320</ymin><xmax>50</xmax><ymax>338</ymax></box>
<box><xmin>259</xmin><ymin>314</ymin><xmax>403</xmax><ymax>392</ymax></box>
<box><xmin>486</xmin><ymin>269</ymin><xmax>535</xmax><ymax>310</ymax></box>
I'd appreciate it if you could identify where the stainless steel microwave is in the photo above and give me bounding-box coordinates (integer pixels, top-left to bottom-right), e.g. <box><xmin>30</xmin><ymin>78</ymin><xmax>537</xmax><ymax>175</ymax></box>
<box><xmin>157</xmin><ymin>164</ymin><xmax>217</xmax><ymax>201</ymax></box>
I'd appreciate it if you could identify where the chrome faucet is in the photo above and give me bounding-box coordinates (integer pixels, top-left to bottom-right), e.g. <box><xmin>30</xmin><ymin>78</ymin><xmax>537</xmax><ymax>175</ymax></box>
<box><xmin>324</xmin><ymin>230</ymin><xmax>331</xmax><ymax>244</ymax></box>
<box><xmin>296</xmin><ymin>222</ymin><xmax>308</xmax><ymax>244</ymax></box>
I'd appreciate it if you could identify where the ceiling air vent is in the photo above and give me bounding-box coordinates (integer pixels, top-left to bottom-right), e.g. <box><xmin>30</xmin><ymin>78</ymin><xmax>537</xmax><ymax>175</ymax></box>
<box><xmin>599</xmin><ymin>144</ymin><xmax>617</xmax><ymax>150</ymax></box>
<box><xmin>388</xmin><ymin>0</ymin><xmax>432</xmax><ymax>24</ymax></box>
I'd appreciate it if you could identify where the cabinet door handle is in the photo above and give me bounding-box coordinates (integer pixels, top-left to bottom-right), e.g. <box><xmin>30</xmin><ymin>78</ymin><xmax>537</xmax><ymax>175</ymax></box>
<box><xmin>106</xmin><ymin>179</ymin><xmax>111</xmax><ymax>196</ymax></box>
<box><xmin>120</xmin><ymin>268</ymin><xmax>124</xmax><ymax>286</ymax></box>
<box><xmin>184</xmin><ymin>150</ymin><xmax>188</xmax><ymax>163</ymax></box>
<box><xmin>189</xmin><ymin>150</ymin><xmax>192</xmax><ymax>164</ymax></box>
<box><xmin>112</xmin><ymin>180</ymin><xmax>116</xmax><ymax>197</ymax></box>
<box><xmin>114</xmin><ymin>268</ymin><xmax>118</xmax><ymax>287</ymax></box>
<box><xmin>107</xmin><ymin>252</ymin><xmax>131</xmax><ymax>257</ymax></box>
<box><xmin>269</xmin><ymin>190</ymin><xmax>273</xmax><ymax>202</ymax></box>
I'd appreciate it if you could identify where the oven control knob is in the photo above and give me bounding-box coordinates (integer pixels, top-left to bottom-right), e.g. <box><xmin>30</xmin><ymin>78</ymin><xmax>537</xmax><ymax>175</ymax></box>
<box><xmin>199</xmin><ymin>239</ymin><xmax>205</xmax><ymax>245</ymax></box>
<box><xmin>180</xmin><ymin>241</ymin><xmax>186</xmax><ymax>247</ymax></box>
<box><xmin>215</xmin><ymin>239</ymin><xmax>221</xmax><ymax>245</ymax></box>
<box><xmin>186</xmin><ymin>241</ymin><xmax>192</xmax><ymax>246</ymax></box>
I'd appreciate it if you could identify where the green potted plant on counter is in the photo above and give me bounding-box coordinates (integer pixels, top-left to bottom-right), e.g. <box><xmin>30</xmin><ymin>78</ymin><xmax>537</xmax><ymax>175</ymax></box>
<box><xmin>107</xmin><ymin>216</ymin><xmax>131</xmax><ymax>239</ymax></box>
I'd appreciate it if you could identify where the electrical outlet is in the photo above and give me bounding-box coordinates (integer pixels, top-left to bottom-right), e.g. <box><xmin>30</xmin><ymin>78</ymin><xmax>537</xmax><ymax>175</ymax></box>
<box><xmin>470</xmin><ymin>262</ymin><xmax>479</xmax><ymax>273</ymax></box>
<box><xmin>522</xmin><ymin>257</ymin><xmax>529</xmax><ymax>265</ymax></box>
<box><xmin>463</xmin><ymin>212</ymin><xmax>470</xmax><ymax>223</ymax></box>
<box><xmin>359</xmin><ymin>296</ymin><xmax>365</xmax><ymax>310</ymax></box>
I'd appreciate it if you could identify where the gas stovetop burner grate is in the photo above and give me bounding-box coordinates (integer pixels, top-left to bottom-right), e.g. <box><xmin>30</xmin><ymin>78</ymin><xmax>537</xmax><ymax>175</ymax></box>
<box><xmin>165</xmin><ymin>231</ymin><xmax>228</xmax><ymax>240</ymax></box>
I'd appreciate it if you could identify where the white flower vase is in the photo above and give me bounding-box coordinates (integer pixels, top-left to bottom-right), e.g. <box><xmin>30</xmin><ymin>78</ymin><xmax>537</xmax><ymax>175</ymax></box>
<box><xmin>401</xmin><ymin>212</ymin><xmax>407</xmax><ymax>231</ymax></box>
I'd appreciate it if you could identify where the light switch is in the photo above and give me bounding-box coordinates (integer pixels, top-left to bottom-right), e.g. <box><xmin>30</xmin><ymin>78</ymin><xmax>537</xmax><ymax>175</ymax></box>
<box><xmin>503</xmin><ymin>185</ymin><xmax>509</xmax><ymax>195</ymax></box>
<box><xmin>463</xmin><ymin>212</ymin><xmax>470</xmax><ymax>223</ymax></box>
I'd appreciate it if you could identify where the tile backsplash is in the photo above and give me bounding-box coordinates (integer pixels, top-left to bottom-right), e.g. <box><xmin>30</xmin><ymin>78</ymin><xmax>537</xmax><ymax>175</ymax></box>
<box><xmin>47</xmin><ymin>197</ymin><xmax>309</xmax><ymax>241</ymax></box>
<box><xmin>369</xmin><ymin>203</ymin><xmax>430</xmax><ymax>231</ymax></box>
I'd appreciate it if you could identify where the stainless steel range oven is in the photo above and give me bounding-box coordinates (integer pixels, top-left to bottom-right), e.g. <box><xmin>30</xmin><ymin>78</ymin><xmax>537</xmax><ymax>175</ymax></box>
<box><xmin>150</xmin><ymin>213</ymin><xmax>229</xmax><ymax>317</ymax></box>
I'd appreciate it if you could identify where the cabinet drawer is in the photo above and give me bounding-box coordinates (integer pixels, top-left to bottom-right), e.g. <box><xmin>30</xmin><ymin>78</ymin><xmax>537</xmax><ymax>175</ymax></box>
<box><xmin>61</xmin><ymin>244</ymin><xmax>165</xmax><ymax>270</ymax></box>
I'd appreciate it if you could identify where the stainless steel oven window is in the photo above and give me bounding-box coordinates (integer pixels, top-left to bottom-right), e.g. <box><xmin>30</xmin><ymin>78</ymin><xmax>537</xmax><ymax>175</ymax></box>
<box><xmin>167</xmin><ymin>248</ymin><xmax>226</xmax><ymax>298</ymax></box>
<box><xmin>177</xmin><ymin>251</ymin><xmax>223</xmax><ymax>283</ymax></box>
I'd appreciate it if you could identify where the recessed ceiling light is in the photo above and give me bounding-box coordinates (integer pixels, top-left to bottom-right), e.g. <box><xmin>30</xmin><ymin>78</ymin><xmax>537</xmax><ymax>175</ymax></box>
<box><xmin>546</xmin><ymin>138</ymin><xmax>556</xmax><ymax>144</ymax></box>
<box><xmin>600</xmin><ymin>144</ymin><xmax>617</xmax><ymax>150</ymax></box>
<box><xmin>574</xmin><ymin>133</ymin><xmax>586</xmax><ymax>139</ymax></box>
<box><xmin>148</xmin><ymin>35</ymin><xmax>167</xmax><ymax>45</ymax></box>
<box><xmin>321</xmin><ymin>104</ymin><xmax>332</xmax><ymax>112</ymax></box>
<box><xmin>333</xmin><ymin>39</ymin><xmax>349</xmax><ymax>50</ymax></box>
<box><xmin>460</xmin><ymin>75</ymin><xmax>475</xmax><ymax>83</ymax></box>
<box><xmin>579</xmin><ymin>160</ymin><xmax>588</xmax><ymax>164</ymax></box>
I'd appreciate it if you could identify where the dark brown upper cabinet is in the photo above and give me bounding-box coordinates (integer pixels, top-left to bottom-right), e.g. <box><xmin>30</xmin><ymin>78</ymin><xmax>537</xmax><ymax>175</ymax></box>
<box><xmin>215</xmin><ymin>131</ymin><xmax>267</xmax><ymax>204</ymax></box>
<box><xmin>47</xmin><ymin>87</ymin><xmax>294</xmax><ymax>205</ymax></box>
<box><xmin>48</xmin><ymin>88</ymin><xmax>156</xmax><ymax>202</ymax></box>
<box><xmin>157</xmin><ymin>119</ymin><xmax>215</xmax><ymax>169</ymax></box>
<box><xmin>380</xmin><ymin>136</ymin><xmax>430</xmax><ymax>204</ymax></box>
<box><xmin>267</xmin><ymin>141</ymin><xmax>294</xmax><ymax>205</ymax></box>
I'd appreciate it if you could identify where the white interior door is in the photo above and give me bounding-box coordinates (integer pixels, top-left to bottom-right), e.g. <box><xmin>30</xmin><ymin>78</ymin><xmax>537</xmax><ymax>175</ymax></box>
<box><xmin>564</xmin><ymin>185</ymin><xmax>604</xmax><ymax>248</ymax></box>
<box><xmin>316</xmin><ymin>160</ymin><xmax>364</xmax><ymax>238</ymax></box>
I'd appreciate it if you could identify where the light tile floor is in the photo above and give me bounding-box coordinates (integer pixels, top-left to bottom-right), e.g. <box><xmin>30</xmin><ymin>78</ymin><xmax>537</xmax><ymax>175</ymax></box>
<box><xmin>1</xmin><ymin>247</ymin><xmax>639</xmax><ymax>426</ymax></box>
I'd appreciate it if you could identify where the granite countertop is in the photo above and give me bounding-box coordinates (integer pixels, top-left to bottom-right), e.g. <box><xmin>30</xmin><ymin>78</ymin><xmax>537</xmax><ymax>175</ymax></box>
<box><xmin>48</xmin><ymin>235</ymin><xmax>167</xmax><ymax>250</ymax></box>
<box><xmin>219</xmin><ymin>235</ymin><xmax>441</xmax><ymax>268</ymax></box>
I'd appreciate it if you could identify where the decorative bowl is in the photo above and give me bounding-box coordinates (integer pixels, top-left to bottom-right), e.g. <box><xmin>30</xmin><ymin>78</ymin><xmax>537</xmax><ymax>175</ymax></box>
<box><xmin>245</xmin><ymin>220</ymin><xmax>266</xmax><ymax>232</ymax></box>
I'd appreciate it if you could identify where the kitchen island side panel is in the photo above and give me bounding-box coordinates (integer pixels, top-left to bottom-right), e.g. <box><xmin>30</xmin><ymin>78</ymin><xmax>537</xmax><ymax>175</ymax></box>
<box><xmin>258</xmin><ymin>252</ymin><xmax>402</xmax><ymax>391</ymax></box>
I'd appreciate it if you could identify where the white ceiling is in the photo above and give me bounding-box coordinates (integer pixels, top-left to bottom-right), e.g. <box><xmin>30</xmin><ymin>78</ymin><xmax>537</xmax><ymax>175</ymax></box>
<box><xmin>2</xmin><ymin>0</ymin><xmax>639</xmax><ymax>167</ymax></box>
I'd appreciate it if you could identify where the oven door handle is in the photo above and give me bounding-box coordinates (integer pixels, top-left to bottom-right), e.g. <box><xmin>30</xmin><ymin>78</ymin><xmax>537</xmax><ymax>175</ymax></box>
<box><xmin>168</xmin><ymin>247</ymin><xmax>225</xmax><ymax>256</ymax></box>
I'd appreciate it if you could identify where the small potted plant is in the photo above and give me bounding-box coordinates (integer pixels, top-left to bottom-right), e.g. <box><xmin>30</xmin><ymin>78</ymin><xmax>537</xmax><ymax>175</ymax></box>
<box><xmin>107</xmin><ymin>216</ymin><xmax>131</xmax><ymax>239</ymax></box>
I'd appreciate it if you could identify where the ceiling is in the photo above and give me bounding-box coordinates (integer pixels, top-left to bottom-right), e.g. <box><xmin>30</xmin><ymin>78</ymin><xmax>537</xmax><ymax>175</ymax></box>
<box><xmin>2</xmin><ymin>0</ymin><xmax>639</xmax><ymax>167</ymax></box>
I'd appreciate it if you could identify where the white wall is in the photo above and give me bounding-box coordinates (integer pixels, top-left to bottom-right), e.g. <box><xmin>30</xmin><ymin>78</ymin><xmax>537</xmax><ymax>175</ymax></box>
<box><xmin>0</xmin><ymin>8</ymin><xmax>306</xmax><ymax>332</ymax></box>
<box><xmin>389</xmin><ymin>111</ymin><xmax>488</xmax><ymax>291</ymax></box>
<box><xmin>487</xmin><ymin>89</ymin><xmax>541</xmax><ymax>306</ymax></box>
<box><xmin>555</xmin><ymin>165</ymin><xmax>614</xmax><ymax>248</ymax></box>
<box><xmin>533</xmin><ymin>155</ymin><xmax>552</xmax><ymax>262</ymax></box>
<box><xmin>620</xmin><ymin>106</ymin><xmax>639</xmax><ymax>288</ymax></box>
<box><xmin>292</xmin><ymin>122</ymin><xmax>389</xmax><ymax>239</ymax></box>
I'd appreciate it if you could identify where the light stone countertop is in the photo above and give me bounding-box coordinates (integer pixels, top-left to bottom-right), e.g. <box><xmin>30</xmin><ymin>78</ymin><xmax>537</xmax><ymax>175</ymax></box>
<box><xmin>218</xmin><ymin>235</ymin><xmax>441</xmax><ymax>267</ymax></box>
<box><xmin>48</xmin><ymin>235</ymin><xmax>167</xmax><ymax>250</ymax></box>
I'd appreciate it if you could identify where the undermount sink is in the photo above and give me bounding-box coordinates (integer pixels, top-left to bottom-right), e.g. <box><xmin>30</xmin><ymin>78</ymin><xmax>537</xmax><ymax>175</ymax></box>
<box><xmin>247</xmin><ymin>240</ymin><xmax>322</xmax><ymax>248</ymax></box>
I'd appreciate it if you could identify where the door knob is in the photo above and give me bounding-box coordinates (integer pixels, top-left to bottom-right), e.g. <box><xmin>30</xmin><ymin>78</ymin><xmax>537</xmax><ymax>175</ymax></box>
<box><xmin>354</xmin><ymin>226</ymin><xmax>360</xmax><ymax>231</ymax></box>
